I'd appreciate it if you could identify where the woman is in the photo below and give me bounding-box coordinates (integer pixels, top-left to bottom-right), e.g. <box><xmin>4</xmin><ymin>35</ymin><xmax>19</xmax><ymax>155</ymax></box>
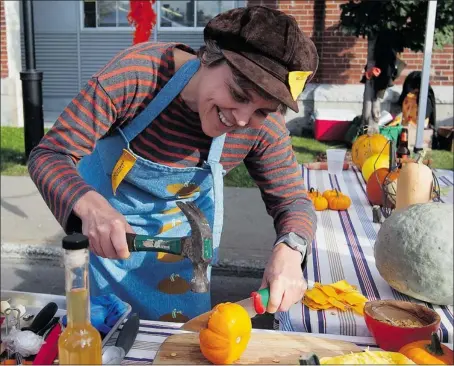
<box><xmin>28</xmin><ymin>6</ymin><xmax>319</xmax><ymax>321</ymax></box>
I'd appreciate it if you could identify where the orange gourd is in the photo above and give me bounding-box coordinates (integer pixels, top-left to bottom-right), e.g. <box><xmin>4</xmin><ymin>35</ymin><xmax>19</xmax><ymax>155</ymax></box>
<box><xmin>366</xmin><ymin>168</ymin><xmax>399</xmax><ymax>207</ymax></box>
<box><xmin>308</xmin><ymin>188</ymin><xmax>328</xmax><ymax>211</ymax></box>
<box><xmin>199</xmin><ymin>302</ymin><xmax>252</xmax><ymax>365</ymax></box>
<box><xmin>399</xmin><ymin>332</ymin><xmax>454</xmax><ymax>365</ymax></box>
<box><xmin>352</xmin><ymin>133</ymin><xmax>389</xmax><ymax>169</ymax></box>
<box><xmin>313</xmin><ymin>195</ymin><xmax>328</xmax><ymax>211</ymax></box>
<box><xmin>323</xmin><ymin>189</ymin><xmax>342</xmax><ymax>200</ymax></box>
<box><xmin>308</xmin><ymin>188</ymin><xmax>320</xmax><ymax>200</ymax></box>
<box><xmin>327</xmin><ymin>191</ymin><xmax>351</xmax><ymax>211</ymax></box>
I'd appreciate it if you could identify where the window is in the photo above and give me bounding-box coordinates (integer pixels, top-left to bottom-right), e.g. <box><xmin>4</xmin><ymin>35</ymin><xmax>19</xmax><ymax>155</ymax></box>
<box><xmin>158</xmin><ymin>0</ymin><xmax>238</xmax><ymax>30</ymax></box>
<box><xmin>82</xmin><ymin>0</ymin><xmax>241</xmax><ymax>30</ymax></box>
<box><xmin>83</xmin><ymin>0</ymin><xmax>131</xmax><ymax>28</ymax></box>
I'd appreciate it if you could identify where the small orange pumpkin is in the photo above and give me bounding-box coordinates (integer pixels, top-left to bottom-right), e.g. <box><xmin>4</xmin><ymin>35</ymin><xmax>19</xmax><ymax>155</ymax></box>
<box><xmin>199</xmin><ymin>302</ymin><xmax>252</xmax><ymax>365</ymax></box>
<box><xmin>327</xmin><ymin>191</ymin><xmax>351</xmax><ymax>211</ymax></box>
<box><xmin>323</xmin><ymin>188</ymin><xmax>342</xmax><ymax>200</ymax></box>
<box><xmin>308</xmin><ymin>188</ymin><xmax>320</xmax><ymax>200</ymax></box>
<box><xmin>313</xmin><ymin>195</ymin><xmax>328</xmax><ymax>211</ymax></box>
<box><xmin>399</xmin><ymin>332</ymin><xmax>454</xmax><ymax>365</ymax></box>
<box><xmin>308</xmin><ymin>188</ymin><xmax>328</xmax><ymax>211</ymax></box>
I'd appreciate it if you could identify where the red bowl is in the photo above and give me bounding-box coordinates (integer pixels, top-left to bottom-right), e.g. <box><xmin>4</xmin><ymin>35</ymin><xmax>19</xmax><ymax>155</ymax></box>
<box><xmin>364</xmin><ymin>300</ymin><xmax>441</xmax><ymax>351</ymax></box>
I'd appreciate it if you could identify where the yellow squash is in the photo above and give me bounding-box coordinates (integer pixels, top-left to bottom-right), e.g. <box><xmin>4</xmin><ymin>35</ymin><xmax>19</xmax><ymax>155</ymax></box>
<box><xmin>199</xmin><ymin>303</ymin><xmax>252</xmax><ymax>365</ymax></box>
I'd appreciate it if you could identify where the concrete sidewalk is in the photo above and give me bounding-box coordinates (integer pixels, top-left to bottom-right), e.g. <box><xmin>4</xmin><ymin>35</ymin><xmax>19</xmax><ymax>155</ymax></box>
<box><xmin>1</xmin><ymin>176</ymin><xmax>276</xmax><ymax>272</ymax></box>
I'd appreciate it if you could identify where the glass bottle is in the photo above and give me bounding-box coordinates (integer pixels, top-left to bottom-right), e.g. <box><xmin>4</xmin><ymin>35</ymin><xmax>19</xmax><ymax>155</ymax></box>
<box><xmin>397</xmin><ymin>128</ymin><xmax>411</xmax><ymax>164</ymax></box>
<box><xmin>58</xmin><ymin>233</ymin><xmax>102</xmax><ymax>364</ymax></box>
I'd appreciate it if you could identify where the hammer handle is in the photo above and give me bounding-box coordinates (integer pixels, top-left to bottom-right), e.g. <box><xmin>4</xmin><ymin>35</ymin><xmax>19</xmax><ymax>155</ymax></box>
<box><xmin>126</xmin><ymin>233</ymin><xmax>183</xmax><ymax>254</ymax></box>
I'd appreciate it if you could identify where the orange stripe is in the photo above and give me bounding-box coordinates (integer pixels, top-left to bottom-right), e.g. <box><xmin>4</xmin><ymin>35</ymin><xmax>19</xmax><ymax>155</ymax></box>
<box><xmin>28</xmin><ymin>152</ymin><xmax>54</xmax><ymax>182</ymax></box>
<box><xmin>72</xmin><ymin>98</ymin><xmax>109</xmax><ymax>135</ymax></box>
<box><xmin>38</xmin><ymin>162</ymin><xmax>69</xmax><ymax>195</ymax></box>
<box><xmin>224</xmin><ymin>142</ymin><xmax>251</xmax><ymax>151</ymax></box>
<box><xmin>113</xmin><ymin>92</ymin><xmax>154</xmax><ymax>107</ymax></box>
<box><xmin>123</xmin><ymin>53</ymin><xmax>170</xmax><ymax>67</ymax></box>
<box><xmin>94</xmin><ymin>42</ymin><xmax>163</xmax><ymax>75</ymax></box>
<box><xmin>266</xmin><ymin>114</ymin><xmax>287</xmax><ymax>134</ymax></box>
<box><xmin>88</xmin><ymin>79</ymin><xmax>116</xmax><ymax>107</ymax></box>
<box><xmin>46</xmin><ymin>168</ymin><xmax>76</xmax><ymax>208</ymax></box>
<box><xmin>136</xmin><ymin>134</ymin><xmax>201</xmax><ymax>163</ymax></box>
<box><xmin>52</xmin><ymin>128</ymin><xmax>92</xmax><ymax>155</ymax></box>
<box><xmin>104</xmin><ymin>79</ymin><xmax>158</xmax><ymax>94</ymax></box>
<box><xmin>42</xmin><ymin>134</ymin><xmax>72</xmax><ymax>154</ymax></box>
<box><xmin>132</xmin><ymin>144</ymin><xmax>187</xmax><ymax>168</ymax></box>
<box><xmin>80</xmin><ymin>88</ymin><xmax>111</xmax><ymax>123</ymax></box>
<box><xmin>98</xmin><ymin>65</ymin><xmax>161</xmax><ymax>82</ymax></box>
<box><xmin>144</xmin><ymin>127</ymin><xmax>209</xmax><ymax>155</ymax></box>
<box><xmin>60</xmin><ymin>181</ymin><xmax>90</xmax><ymax>226</ymax></box>
<box><xmin>61</xmin><ymin>109</ymin><xmax>99</xmax><ymax>141</ymax></box>
<box><xmin>53</xmin><ymin>175</ymin><xmax>84</xmax><ymax>220</ymax></box>
<box><xmin>151</xmin><ymin>120</ymin><xmax>209</xmax><ymax>144</ymax></box>
<box><xmin>57</xmin><ymin>116</ymin><xmax>95</xmax><ymax>150</ymax></box>
<box><xmin>261</xmin><ymin>123</ymin><xmax>281</xmax><ymax>139</ymax></box>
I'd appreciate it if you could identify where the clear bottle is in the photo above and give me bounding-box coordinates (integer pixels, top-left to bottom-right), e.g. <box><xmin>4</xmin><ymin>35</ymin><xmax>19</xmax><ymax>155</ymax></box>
<box><xmin>58</xmin><ymin>233</ymin><xmax>102</xmax><ymax>364</ymax></box>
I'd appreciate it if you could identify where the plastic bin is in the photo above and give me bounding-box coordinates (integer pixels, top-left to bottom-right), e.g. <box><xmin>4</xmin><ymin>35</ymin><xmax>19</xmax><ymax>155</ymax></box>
<box><xmin>313</xmin><ymin>109</ymin><xmax>357</xmax><ymax>141</ymax></box>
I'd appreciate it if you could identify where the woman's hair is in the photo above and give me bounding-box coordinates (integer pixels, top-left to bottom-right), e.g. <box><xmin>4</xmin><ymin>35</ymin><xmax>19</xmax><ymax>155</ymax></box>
<box><xmin>198</xmin><ymin>40</ymin><xmax>287</xmax><ymax>114</ymax></box>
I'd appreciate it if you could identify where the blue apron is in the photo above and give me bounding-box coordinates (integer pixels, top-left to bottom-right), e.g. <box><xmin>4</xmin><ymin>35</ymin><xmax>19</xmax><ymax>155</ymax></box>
<box><xmin>77</xmin><ymin>59</ymin><xmax>226</xmax><ymax>321</ymax></box>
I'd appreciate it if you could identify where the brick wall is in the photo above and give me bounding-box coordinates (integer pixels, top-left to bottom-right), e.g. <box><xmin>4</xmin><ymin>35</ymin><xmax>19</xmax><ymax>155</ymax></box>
<box><xmin>0</xmin><ymin>0</ymin><xmax>8</xmax><ymax>79</ymax></box>
<box><xmin>248</xmin><ymin>0</ymin><xmax>453</xmax><ymax>86</ymax></box>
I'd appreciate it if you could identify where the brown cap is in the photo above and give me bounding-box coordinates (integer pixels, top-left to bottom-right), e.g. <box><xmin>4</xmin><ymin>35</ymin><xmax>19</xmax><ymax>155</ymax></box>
<box><xmin>204</xmin><ymin>6</ymin><xmax>319</xmax><ymax>112</ymax></box>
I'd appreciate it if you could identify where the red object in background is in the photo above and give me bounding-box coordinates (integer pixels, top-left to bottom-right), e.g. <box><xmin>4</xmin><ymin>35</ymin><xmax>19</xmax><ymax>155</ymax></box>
<box><xmin>128</xmin><ymin>0</ymin><xmax>157</xmax><ymax>44</ymax></box>
<box><xmin>364</xmin><ymin>300</ymin><xmax>441</xmax><ymax>352</ymax></box>
<box><xmin>313</xmin><ymin>109</ymin><xmax>357</xmax><ymax>142</ymax></box>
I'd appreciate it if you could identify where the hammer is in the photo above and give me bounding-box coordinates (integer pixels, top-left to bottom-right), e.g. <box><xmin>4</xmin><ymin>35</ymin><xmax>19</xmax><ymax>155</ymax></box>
<box><xmin>125</xmin><ymin>201</ymin><xmax>213</xmax><ymax>293</ymax></box>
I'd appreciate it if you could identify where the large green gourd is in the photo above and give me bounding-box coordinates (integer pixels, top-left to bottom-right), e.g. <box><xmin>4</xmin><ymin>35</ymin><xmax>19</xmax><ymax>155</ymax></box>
<box><xmin>374</xmin><ymin>202</ymin><xmax>453</xmax><ymax>305</ymax></box>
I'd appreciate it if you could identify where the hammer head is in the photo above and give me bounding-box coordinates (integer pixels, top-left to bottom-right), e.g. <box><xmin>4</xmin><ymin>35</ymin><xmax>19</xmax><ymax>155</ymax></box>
<box><xmin>176</xmin><ymin>201</ymin><xmax>213</xmax><ymax>293</ymax></box>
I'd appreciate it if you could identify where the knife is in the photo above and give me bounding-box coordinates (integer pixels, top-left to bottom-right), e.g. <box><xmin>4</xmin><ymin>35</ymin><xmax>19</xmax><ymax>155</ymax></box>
<box><xmin>181</xmin><ymin>288</ymin><xmax>270</xmax><ymax>332</ymax></box>
<box><xmin>21</xmin><ymin>302</ymin><xmax>58</xmax><ymax>334</ymax></box>
<box><xmin>102</xmin><ymin>313</ymin><xmax>140</xmax><ymax>365</ymax></box>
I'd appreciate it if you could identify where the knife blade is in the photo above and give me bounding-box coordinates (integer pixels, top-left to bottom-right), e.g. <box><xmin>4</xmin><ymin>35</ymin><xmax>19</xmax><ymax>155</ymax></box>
<box><xmin>181</xmin><ymin>288</ymin><xmax>270</xmax><ymax>332</ymax></box>
<box><xmin>115</xmin><ymin>313</ymin><xmax>140</xmax><ymax>355</ymax></box>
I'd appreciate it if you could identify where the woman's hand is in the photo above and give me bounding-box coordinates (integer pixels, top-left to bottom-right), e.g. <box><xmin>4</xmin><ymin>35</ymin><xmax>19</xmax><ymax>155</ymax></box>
<box><xmin>73</xmin><ymin>191</ymin><xmax>134</xmax><ymax>259</ymax></box>
<box><xmin>260</xmin><ymin>243</ymin><xmax>307</xmax><ymax>313</ymax></box>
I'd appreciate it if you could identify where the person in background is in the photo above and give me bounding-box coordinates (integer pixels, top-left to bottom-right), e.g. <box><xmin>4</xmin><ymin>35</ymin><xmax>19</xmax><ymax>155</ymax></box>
<box><xmin>28</xmin><ymin>6</ymin><xmax>319</xmax><ymax>321</ymax></box>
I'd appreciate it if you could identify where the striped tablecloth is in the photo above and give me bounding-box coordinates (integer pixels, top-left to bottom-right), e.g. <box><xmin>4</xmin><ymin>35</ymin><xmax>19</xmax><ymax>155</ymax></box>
<box><xmin>277</xmin><ymin>167</ymin><xmax>454</xmax><ymax>344</ymax></box>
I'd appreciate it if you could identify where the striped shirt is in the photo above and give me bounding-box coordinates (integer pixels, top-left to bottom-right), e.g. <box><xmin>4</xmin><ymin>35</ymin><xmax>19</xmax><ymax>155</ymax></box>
<box><xmin>28</xmin><ymin>42</ymin><xmax>317</xmax><ymax>249</ymax></box>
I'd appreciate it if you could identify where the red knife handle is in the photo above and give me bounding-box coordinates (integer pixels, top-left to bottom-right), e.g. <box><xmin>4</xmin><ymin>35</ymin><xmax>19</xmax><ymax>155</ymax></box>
<box><xmin>33</xmin><ymin>323</ymin><xmax>62</xmax><ymax>365</ymax></box>
<box><xmin>251</xmin><ymin>287</ymin><xmax>270</xmax><ymax>315</ymax></box>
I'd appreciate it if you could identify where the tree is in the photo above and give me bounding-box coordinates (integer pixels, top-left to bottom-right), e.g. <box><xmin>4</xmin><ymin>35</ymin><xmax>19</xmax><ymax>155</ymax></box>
<box><xmin>339</xmin><ymin>0</ymin><xmax>453</xmax><ymax>133</ymax></box>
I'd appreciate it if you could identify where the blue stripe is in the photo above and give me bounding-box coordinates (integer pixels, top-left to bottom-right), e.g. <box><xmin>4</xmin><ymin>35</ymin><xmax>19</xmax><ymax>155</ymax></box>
<box><xmin>329</xmin><ymin>174</ymin><xmax>380</xmax><ymax>300</ymax></box>
<box><xmin>306</xmin><ymin>169</ymin><xmax>326</xmax><ymax>334</ymax></box>
<box><xmin>427</xmin><ymin>303</ymin><xmax>449</xmax><ymax>343</ymax></box>
<box><xmin>440</xmin><ymin>305</ymin><xmax>454</xmax><ymax>329</ymax></box>
<box><xmin>124</xmin><ymin>356</ymin><xmax>153</xmax><ymax>362</ymax></box>
<box><xmin>342</xmin><ymin>171</ymin><xmax>377</xmax><ymax>242</ymax></box>
<box><xmin>137</xmin><ymin>330</ymin><xmax>176</xmax><ymax>337</ymax></box>
<box><xmin>139</xmin><ymin>323</ymin><xmax>180</xmax><ymax>330</ymax></box>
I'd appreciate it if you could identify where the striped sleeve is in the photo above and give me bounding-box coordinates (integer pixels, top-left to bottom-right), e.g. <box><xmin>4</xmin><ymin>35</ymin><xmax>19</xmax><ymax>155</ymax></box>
<box><xmin>28</xmin><ymin>44</ymin><xmax>172</xmax><ymax>232</ymax></box>
<box><xmin>244</xmin><ymin>113</ymin><xmax>317</xmax><ymax>251</ymax></box>
<box><xmin>27</xmin><ymin>78</ymin><xmax>118</xmax><ymax>232</ymax></box>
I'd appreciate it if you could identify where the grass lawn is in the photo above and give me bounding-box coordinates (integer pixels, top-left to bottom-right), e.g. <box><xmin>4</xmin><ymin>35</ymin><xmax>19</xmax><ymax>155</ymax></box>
<box><xmin>1</xmin><ymin>127</ymin><xmax>453</xmax><ymax>187</ymax></box>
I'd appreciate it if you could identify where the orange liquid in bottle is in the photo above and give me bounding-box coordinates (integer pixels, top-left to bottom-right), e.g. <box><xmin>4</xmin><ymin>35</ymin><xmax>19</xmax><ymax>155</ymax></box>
<box><xmin>58</xmin><ymin>234</ymin><xmax>102</xmax><ymax>365</ymax></box>
<box><xmin>58</xmin><ymin>288</ymin><xmax>102</xmax><ymax>364</ymax></box>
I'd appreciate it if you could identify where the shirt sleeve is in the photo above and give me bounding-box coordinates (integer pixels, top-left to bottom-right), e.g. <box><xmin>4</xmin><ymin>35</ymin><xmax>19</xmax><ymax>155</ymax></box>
<box><xmin>27</xmin><ymin>46</ymin><xmax>164</xmax><ymax>233</ymax></box>
<box><xmin>243</xmin><ymin>112</ymin><xmax>317</xmax><ymax>263</ymax></box>
<box><xmin>27</xmin><ymin>78</ymin><xmax>118</xmax><ymax>233</ymax></box>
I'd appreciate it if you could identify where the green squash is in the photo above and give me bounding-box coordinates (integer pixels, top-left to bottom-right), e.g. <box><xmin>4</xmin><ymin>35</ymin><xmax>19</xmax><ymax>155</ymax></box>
<box><xmin>374</xmin><ymin>202</ymin><xmax>453</xmax><ymax>305</ymax></box>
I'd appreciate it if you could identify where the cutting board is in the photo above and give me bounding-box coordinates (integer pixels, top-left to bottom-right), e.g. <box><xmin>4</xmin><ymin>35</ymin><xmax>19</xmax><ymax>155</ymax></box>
<box><xmin>153</xmin><ymin>332</ymin><xmax>361</xmax><ymax>365</ymax></box>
